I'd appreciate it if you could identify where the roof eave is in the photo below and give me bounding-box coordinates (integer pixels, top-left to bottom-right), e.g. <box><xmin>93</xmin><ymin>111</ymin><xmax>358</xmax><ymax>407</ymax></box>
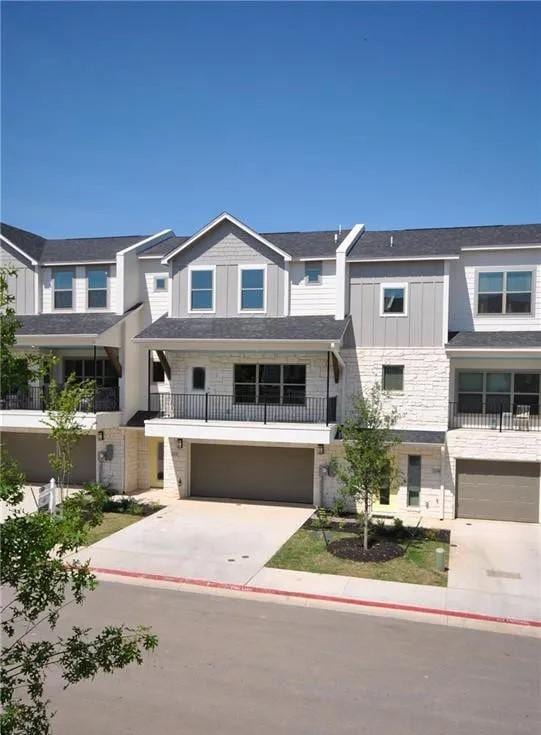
<box><xmin>161</xmin><ymin>213</ymin><xmax>292</xmax><ymax>264</ymax></box>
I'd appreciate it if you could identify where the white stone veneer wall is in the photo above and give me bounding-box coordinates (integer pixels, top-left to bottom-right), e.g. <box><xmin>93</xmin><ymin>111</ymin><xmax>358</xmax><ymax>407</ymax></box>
<box><xmin>319</xmin><ymin>441</ymin><xmax>452</xmax><ymax>521</ymax></box>
<box><xmin>343</xmin><ymin>348</ymin><xmax>450</xmax><ymax>431</ymax></box>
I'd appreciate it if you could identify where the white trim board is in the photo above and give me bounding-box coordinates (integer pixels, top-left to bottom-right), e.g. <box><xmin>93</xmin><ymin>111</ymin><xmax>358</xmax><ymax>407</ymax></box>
<box><xmin>0</xmin><ymin>234</ymin><xmax>38</xmax><ymax>265</ymax></box>
<box><xmin>161</xmin><ymin>212</ymin><xmax>292</xmax><ymax>264</ymax></box>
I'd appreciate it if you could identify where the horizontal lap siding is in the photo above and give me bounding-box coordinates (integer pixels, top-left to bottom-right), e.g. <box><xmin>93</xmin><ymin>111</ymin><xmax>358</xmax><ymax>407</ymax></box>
<box><xmin>449</xmin><ymin>249</ymin><xmax>541</xmax><ymax>331</ymax></box>
<box><xmin>289</xmin><ymin>261</ymin><xmax>336</xmax><ymax>315</ymax></box>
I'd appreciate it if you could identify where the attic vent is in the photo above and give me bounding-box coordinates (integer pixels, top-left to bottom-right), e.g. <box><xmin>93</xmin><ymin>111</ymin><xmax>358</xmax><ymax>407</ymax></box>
<box><xmin>334</xmin><ymin>233</ymin><xmax>338</xmax><ymax>244</ymax></box>
<box><xmin>390</xmin><ymin>235</ymin><xmax>394</xmax><ymax>247</ymax></box>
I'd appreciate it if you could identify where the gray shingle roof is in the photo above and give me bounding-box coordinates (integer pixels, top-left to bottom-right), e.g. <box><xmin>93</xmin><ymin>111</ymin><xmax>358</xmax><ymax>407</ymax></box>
<box><xmin>447</xmin><ymin>331</ymin><xmax>541</xmax><ymax>349</ymax></box>
<box><xmin>135</xmin><ymin>315</ymin><xmax>350</xmax><ymax>342</ymax></box>
<box><xmin>1</xmin><ymin>223</ymin><xmax>147</xmax><ymax>263</ymax></box>
<box><xmin>16</xmin><ymin>312</ymin><xmax>127</xmax><ymax>336</ymax></box>
<box><xmin>1</xmin><ymin>222</ymin><xmax>45</xmax><ymax>261</ymax></box>
<box><xmin>348</xmin><ymin>224</ymin><xmax>541</xmax><ymax>260</ymax></box>
<box><xmin>390</xmin><ymin>430</ymin><xmax>446</xmax><ymax>444</ymax></box>
<box><xmin>40</xmin><ymin>235</ymin><xmax>145</xmax><ymax>263</ymax></box>
<box><xmin>140</xmin><ymin>235</ymin><xmax>190</xmax><ymax>257</ymax></box>
<box><xmin>260</xmin><ymin>230</ymin><xmax>350</xmax><ymax>259</ymax></box>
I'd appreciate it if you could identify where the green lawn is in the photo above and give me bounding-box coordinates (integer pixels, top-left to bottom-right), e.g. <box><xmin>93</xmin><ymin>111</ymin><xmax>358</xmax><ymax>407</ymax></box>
<box><xmin>86</xmin><ymin>512</ymin><xmax>142</xmax><ymax>546</ymax></box>
<box><xmin>267</xmin><ymin>528</ymin><xmax>449</xmax><ymax>587</ymax></box>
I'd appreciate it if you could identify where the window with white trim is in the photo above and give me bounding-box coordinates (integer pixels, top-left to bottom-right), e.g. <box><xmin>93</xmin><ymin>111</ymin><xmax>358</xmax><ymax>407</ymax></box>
<box><xmin>305</xmin><ymin>261</ymin><xmax>322</xmax><ymax>283</ymax></box>
<box><xmin>53</xmin><ymin>268</ymin><xmax>74</xmax><ymax>309</ymax></box>
<box><xmin>154</xmin><ymin>276</ymin><xmax>167</xmax><ymax>292</ymax></box>
<box><xmin>477</xmin><ymin>270</ymin><xmax>533</xmax><ymax>315</ymax></box>
<box><xmin>87</xmin><ymin>267</ymin><xmax>108</xmax><ymax>308</ymax></box>
<box><xmin>190</xmin><ymin>269</ymin><xmax>214</xmax><ymax>311</ymax></box>
<box><xmin>381</xmin><ymin>283</ymin><xmax>407</xmax><ymax>315</ymax></box>
<box><xmin>192</xmin><ymin>367</ymin><xmax>206</xmax><ymax>391</ymax></box>
<box><xmin>239</xmin><ymin>267</ymin><xmax>265</xmax><ymax>311</ymax></box>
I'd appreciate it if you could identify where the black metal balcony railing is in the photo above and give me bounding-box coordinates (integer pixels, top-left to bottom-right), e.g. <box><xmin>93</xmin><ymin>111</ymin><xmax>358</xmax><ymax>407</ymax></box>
<box><xmin>0</xmin><ymin>385</ymin><xmax>120</xmax><ymax>413</ymax></box>
<box><xmin>150</xmin><ymin>392</ymin><xmax>337</xmax><ymax>425</ymax></box>
<box><xmin>449</xmin><ymin>402</ymin><xmax>541</xmax><ymax>432</ymax></box>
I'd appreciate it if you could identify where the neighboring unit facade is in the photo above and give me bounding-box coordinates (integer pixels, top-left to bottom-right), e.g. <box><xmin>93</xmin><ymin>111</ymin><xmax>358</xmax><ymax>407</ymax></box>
<box><xmin>1</xmin><ymin>214</ymin><xmax>540</xmax><ymax>523</ymax></box>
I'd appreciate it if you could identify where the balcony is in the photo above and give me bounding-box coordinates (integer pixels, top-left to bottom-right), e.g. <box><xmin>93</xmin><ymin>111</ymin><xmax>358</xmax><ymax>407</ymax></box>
<box><xmin>449</xmin><ymin>401</ymin><xmax>541</xmax><ymax>432</ymax></box>
<box><xmin>0</xmin><ymin>385</ymin><xmax>120</xmax><ymax>413</ymax></box>
<box><xmin>150</xmin><ymin>392</ymin><xmax>337</xmax><ymax>426</ymax></box>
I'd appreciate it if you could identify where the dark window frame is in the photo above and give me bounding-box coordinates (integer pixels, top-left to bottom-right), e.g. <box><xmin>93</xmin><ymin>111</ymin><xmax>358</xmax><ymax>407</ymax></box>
<box><xmin>233</xmin><ymin>363</ymin><xmax>306</xmax><ymax>406</ymax></box>
<box><xmin>152</xmin><ymin>360</ymin><xmax>165</xmax><ymax>383</ymax></box>
<box><xmin>407</xmin><ymin>455</ymin><xmax>421</xmax><ymax>507</ymax></box>
<box><xmin>192</xmin><ymin>367</ymin><xmax>206</xmax><ymax>391</ymax></box>
<box><xmin>382</xmin><ymin>365</ymin><xmax>404</xmax><ymax>392</ymax></box>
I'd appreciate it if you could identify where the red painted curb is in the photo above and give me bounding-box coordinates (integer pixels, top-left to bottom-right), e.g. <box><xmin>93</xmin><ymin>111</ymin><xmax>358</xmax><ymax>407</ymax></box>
<box><xmin>90</xmin><ymin>566</ymin><xmax>541</xmax><ymax>629</ymax></box>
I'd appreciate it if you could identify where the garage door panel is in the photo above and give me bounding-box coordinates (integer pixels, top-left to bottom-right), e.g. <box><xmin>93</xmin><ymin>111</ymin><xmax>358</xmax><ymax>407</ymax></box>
<box><xmin>2</xmin><ymin>432</ymin><xmax>96</xmax><ymax>485</ymax></box>
<box><xmin>457</xmin><ymin>460</ymin><xmax>540</xmax><ymax>523</ymax></box>
<box><xmin>191</xmin><ymin>444</ymin><xmax>314</xmax><ymax>504</ymax></box>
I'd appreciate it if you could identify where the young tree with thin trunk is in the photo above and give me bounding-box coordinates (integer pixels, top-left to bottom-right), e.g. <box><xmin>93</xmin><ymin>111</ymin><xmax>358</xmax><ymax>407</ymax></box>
<box><xmin>0</xmin><ymin>268</ymin><xmax>158</xmax><ymax>734</ymax></box>
<box><xmin>42</xmin><ymin>375</ymin><xmax>96</xmax><ymax>502</ymax></box>
<box><xmin>332</xmin><ymin>384</ymin><xmax>401</xmax><ymax>550</ymax></box>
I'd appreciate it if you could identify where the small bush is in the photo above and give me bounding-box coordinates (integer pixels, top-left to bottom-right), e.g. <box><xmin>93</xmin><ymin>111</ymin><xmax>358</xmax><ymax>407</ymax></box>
<box><xmin>101</xmin><ymin>496</ymin><xmax>163</xmax><ymax>516</ymax></box>
<box><xmin>331</xmin><ymin>496</ymin><xmax>348</xmax><ymax>517</ymax></box>
<box><xmin>312</xmin><ymin>506</ymin><xmax>332</xmax><ymax>529</ymax></box>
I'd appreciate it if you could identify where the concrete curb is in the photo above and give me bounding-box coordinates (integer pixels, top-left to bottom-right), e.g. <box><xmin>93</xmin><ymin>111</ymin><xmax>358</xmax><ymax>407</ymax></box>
<box><xmin>91</xmin><ymin>566</ymin><xmax>541</xmax><ymax>629</ymax></box>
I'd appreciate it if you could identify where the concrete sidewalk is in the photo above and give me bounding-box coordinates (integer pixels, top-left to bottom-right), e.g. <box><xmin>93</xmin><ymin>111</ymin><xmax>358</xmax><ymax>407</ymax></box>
<box><xmin>248</xmin><ymin>566</ymin><xmax>541</xmax><ymax>624</ymax></box>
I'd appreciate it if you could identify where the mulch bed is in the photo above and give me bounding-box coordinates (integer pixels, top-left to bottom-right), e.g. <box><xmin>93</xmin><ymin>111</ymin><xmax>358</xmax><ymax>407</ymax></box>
<box><xmin>327</xmin><ymin>537</ymin><xmax>405</xmax><ymax>563</ymax></box>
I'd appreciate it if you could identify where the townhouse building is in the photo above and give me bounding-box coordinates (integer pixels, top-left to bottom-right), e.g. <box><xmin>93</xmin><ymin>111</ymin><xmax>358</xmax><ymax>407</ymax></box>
<box><xmin>1</xmin><ymin>214</ymin><xmax>540</xmax><ymax>523</ymax></box>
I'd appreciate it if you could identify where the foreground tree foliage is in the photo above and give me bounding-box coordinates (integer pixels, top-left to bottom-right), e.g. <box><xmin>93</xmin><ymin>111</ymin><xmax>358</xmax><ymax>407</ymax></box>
<box><xmin>0</xmin><ymin>268</ymin><xmax>158</xmax><ymax>734</ymax></box>
<box><xmin>331</xmin><ymin>384</ymin><xmax>401</xmax><ymax>550</ymax></box>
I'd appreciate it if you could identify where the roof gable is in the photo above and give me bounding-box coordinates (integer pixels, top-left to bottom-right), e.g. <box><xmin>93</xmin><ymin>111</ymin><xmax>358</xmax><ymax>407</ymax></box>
<box><xmin>161</xmin><ymin>213</ymin><xmax>291</xmax><ymax>263</ymax></box>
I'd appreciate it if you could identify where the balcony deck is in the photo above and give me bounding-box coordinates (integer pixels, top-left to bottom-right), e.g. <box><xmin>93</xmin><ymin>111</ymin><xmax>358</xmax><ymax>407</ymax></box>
<box><xmin>0</xmin><ymin>385</ymin><xmax>120</xmax><ymax>413</ymax></box>
<box><xmin>448</xmin><ymin>402</ymin><xmax>541</xmax><ymax>432</ymax></box>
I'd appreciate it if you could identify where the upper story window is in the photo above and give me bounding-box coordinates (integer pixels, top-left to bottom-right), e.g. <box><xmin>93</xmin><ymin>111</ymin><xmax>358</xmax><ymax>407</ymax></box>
<box><xmin>152</xmin><ymin>360</ymin><xmax>165</xmax><ymax>383</ymax></box>
<box><xmin>239</xmin><ymin>266</ymin><xmax>265</xmax><ymax>311</ymax></box>
<box><xmin>53</xmin><ymin>268</ymin><xmax>74</xmax><ymax>309</ymax></box>
<box><xmin>190</xmin><ymin>267</ymin><xmax>215</xmax><ymax>312</ymax></box>
<box><xmin>477</xmin><ymin>270</ymin><xmax>533</xmax><ymax>315</ymax></box>
<box><xmin>380</xmin><ymin>283</ymin><xmax>408</xmax><ymax>316</ymax></box>
<box><xmin>305</xmin><ymin>261</ymin><xmax>322</xmax><ymax>283</ymax></box>
<box><xmin>234</xmin><ymin>363</ymin><xmax>306</xmax><ymax>405</ymax></box>
<box><xmin>87</xmin><ymin>267</ymin><xmax>108</xmax><ymax>309</ymax></box>
<box><xmin>192</xmin><ymin>367</ymin><xmax>206</xmax><ymax>391</ymax></box>
<box><xmin>154</xmin><ymin>276</ymin><xmax>167</xmax><ymax>292</ymax></box>
<box><xmin>457</xmin><ymin>370</ymin><xmax>540</xmax><ymax>414</ymax></box>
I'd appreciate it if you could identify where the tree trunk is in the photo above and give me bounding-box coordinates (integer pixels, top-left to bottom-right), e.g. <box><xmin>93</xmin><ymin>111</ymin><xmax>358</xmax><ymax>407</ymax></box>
<box><xmin>363</xmin><ymin>494</ymin><xmax>369</xmax><ymax>551</ymax></box>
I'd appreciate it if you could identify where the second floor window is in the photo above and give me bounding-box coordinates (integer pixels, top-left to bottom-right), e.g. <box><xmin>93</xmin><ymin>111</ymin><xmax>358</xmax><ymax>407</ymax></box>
<box><xmin>477</xmin><ymin>271</ymin><xmax>533</xmax><ymax>315</ymax></box>
<box><xmin>87</xmin><ymin>268</ymin><xmax>108</xmax><ymax>308</ymax></box>
<box><xmin>234</xmin><ymin>363</ymin><xmax>306</xmax><ymax>405</ymax></box>
<box><xmin>240</xmin><ymin>267</ymin><xmax>265</xmax><ymax>311</ymax></box>
<box><xmin>305</xmin><ymin>261</ymin><xmax>322</xmax><ymax>283</ymax></box>
<box><xmin>53</xmin><ymin>268</ymin><xmax>74</xmax><ymax>309</ymax></box>
<box><xmin>381</xmin><ymin>283</ymin><xmax>407</xmax><ymax>315</ymax></box>
<box><xmin>190</xmin><ymin>268</ymin><xmax>214</xmax><ymax>311</ymax></box>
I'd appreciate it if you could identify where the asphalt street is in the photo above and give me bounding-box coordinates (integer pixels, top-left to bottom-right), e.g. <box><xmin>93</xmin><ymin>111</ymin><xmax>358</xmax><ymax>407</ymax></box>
<box><xmin>45</xmin><ymin>581</ymin><xmax>540</xmax><ymax>735</ymax></box>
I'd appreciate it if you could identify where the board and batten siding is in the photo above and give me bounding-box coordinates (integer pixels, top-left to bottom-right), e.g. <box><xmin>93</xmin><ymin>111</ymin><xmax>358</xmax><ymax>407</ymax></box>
<box><xmin>289</xmin><ymin>261</ymin><xmax>336</xmax><ymax>315</ymax></box>
<box><xmin>0</xmin><ymin>242</ymin><xmax>36</xmax><ymax>314</ymax></box>
<box><xmin>139</xmin><ymin>261</ymin><xmax>169</xmax><ymax>323</ymax></box>
<box><xmin>41</xmin><ymin>264</ymin><xmax>117</xmax><ymax>313</ymax></box>
<box><xmin>449</xmin><ymin>249</ymin><xmax>541</xmax><ymax>331</ymax></box>
<box><xmin>170</xmin><ymin>221</ymin><xmax>285</xmax><ymax>318</ymax></box>
<box><xmin>346</xmin><ymin>261</ymin><xmax>444</xmax><ymax>347</ymax></box>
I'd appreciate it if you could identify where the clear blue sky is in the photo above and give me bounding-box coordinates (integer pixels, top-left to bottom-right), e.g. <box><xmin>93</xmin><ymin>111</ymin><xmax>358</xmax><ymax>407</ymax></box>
<box><xmin>2</xmin><ymin>1</ymin><xmax>540</xmax><ymax>238</ymax></box>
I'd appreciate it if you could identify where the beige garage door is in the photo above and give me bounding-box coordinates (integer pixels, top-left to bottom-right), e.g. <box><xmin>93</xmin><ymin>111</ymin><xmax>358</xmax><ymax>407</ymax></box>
<box><xmin>456</xmin><ymin>460</ymin><xmax>540</xmax><ymax>523</ymax></box>
<box><xmin>2</xmin><ymin>432</ymin><xmax>96</xmax><ymax>485</ymax></box>
<box><xmin>190</xmin><ymin>444</ymin><xmax>314</xmax><ymax>504</ymax></box>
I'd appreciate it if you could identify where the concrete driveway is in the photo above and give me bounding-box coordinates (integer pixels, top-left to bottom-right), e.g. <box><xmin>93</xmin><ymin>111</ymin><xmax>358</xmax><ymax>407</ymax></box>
<box><xmin>77</xmin><ymin>499</ymin><xmax>313</xmax><ymax>585</ymax></box>
<box><xmin>448</xmin><ymin>519</ymin><xmax>541</xmax><ymax>620</ymax></box>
